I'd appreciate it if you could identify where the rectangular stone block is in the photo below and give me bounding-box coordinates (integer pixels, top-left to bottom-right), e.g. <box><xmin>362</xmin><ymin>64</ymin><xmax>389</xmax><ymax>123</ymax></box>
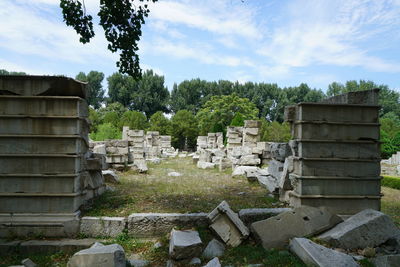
<box><xmin>0</xmin><ymin>154</ymin><xmax>85</xmax><ymax>174</ymax></box>
<box><xmin>244</xmin><ymin>120</ymin><xmax>261</xmax><ymax>128</ymax></box>
<box><xmin>243</xmin><ymin>134</ymin><xmax>260</xmax><ymax>143</ymax></box>
<box><xmin>129</xmin><ymin>130</ymin><xmax>144</xmax><ymax>137</ymax></box>
<box><xmin>0</xmin><ymin>116</ymin><xmax>89</xmax><ymax>136</ymax></box>
<box><xmin>243</xmin><ymin>127</ymin><xmax>259</xmax><ymax>136</ymax></box>
<box><xmin>0</xmin><ymin>96</ymin><xmax>88</xmax><ymax>117</ymax></box>
<box><xmin>291</xmin><ymin>140</ymin><xmax>379</xmax><ymax>159</ymax></box>
<box><xmin>0</xmin><ymin>135</ymin><xmax>87</xmax><ymax>154</ymax></box>
<box><xmin>294</xmin><ymin>103</ymin><xmax>379</xmax><ymax>123</ymax></box>
<box><xmin>290</xmin><ymin>174</ymin><xmax>381</xmax><ymax>196</ymax></box>
<box><xmin>80</xmin><ymin>217</ymin><xmax>126</xmax><ymax>238</ymax></box>
<box><xmin>292</xmin><ymin>158</ymin><xmax>380</xmax><ymax>177</ymax></box>
<box><xmin>293</xmin><ymin>122</ymin><xmax>380</xmax><ymax>141</ymax></box>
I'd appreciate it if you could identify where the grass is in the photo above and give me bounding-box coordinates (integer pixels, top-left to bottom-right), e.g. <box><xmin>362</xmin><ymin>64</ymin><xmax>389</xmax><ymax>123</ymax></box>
<box><xmin>382</xmin><ymin>175</ymin><xmax>400</xmax><ymax>190</ymax></box>
<box><xmin>0</xmin><ymin>251</ymin><xmax>71</xmax><ymax>267</ymax></box>
<box><xmin>83</xmin><ymin>157</ymin><xmax>278</xmax><ymax>216</ymax></box>
<box><xmin>381</xmin><ymin>186</ymin><xmax>400</xmax><ymax>226</ymax></box>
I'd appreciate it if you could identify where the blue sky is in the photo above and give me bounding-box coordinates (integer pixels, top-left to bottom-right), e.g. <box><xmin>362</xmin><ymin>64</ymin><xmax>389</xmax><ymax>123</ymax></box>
<box><xmin>1</xmin><ymin>0</ymin><xmax>399</xmax><ymax>93</ymax></box>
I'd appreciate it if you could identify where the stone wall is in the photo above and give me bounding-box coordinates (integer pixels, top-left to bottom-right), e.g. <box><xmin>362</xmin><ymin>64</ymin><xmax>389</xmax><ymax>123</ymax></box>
<box><xmin>284</xmin><ymin>89</ymin><xmax>381</xmax><ymax>215</ymax></box>
<box><xmin>0</xmin><ymin>75</ymin><xmax>105</xmax><ymax>238</ymax></box>
<box><xmin>381</xmin><ymin>152</ymin><xmax>400</xmax><ymax>176</ymax></box>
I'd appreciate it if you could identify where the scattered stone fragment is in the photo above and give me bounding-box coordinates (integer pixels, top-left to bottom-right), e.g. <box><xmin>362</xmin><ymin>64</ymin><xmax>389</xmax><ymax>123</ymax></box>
<box><xmin>202</xmin><ymin>257</ymin><xmax>221</xmax><ymax>267</ymax></box>
<box><xmin>207</xmin><ymin>201</ymin><xmax>249</xmax><ymax>247</ymax></box>
<box><xmin>67</xmin><ymin>242</ymin><xmax>125</xmax><ymax>267</ymax></box>
<box><xmin>202</xmin><ymin>239</ymin><xmax>226</xmax><ymax>260</ymax></box>
<box><xmin>153</xmin><ymin>242</ymin><xmax>163</xmax><ymax>249</ymax></box>
<box><xmin>318</xmin><ymin>209</ymin><xmax>400</xmax><ymax>250</ymax></box>
<box><xmin>279</xmin><ymin>156</ymin><xmax>294</xmax><ymax>190</ymax></box>
<box><xmin>102</xmin><ymin>170</ymin><xmax>119</xmax><ymax>184</ymax></box>
<box><xmin>134</xmin><ymin>160</ymin><xmax>148</xmax><ymax>173</ymax></box>
<box><xmin>289</xmin><ymin>237</ymin><xmax>359</xmax><ymax>267</ymax></box>
<box><xmin>148</xmin><ymin>158</ymin><xmax>161</xmax><ymax>164</ymax></box>
<box><xmin>21</xmin><ymin>258</ymin><xmax>37</xmax><ymax>267</ymax></box>
<box><xmin>127</xmin><ymin>259</ymin><xmax>150</xmax><ymax>267</ymax></box>
<box><xmin>270</xmin><ymin>143</ymin><xmax>291</xmax><ymax>161</ymax></box>
<box><xmin>372</xmin><ymin>254</ymin><xmax>400</xmax><ymax>267</ymax></box>
<box><xmin>251</xmin><ymin>206</ymin><xmax>342</xmax><ymax>249</ymax></box>
<box><xmin>168</xmin><ymin>172</ymin><xmax>182</xmax><ymax>177</ymax></box>
<box><xmin>197</xmin><ymin>161</ymin><xmax>216</xmax><ymax>169</ymax></box>
<box><xmin>232</xmin><ymin>166</ymin><xmax>259</xmax><ymax>177</ymax></box>
<box><xmin>189</xmin><ymin>257</ymin><xmax>202</xmax><ymax>265</ymax></box>
<box><xmin>169</xmin><ymin>229</ymin><xmax>203</xmax><ymax>260</ymax></box>
<box><xmin>238</xmin><ymin>208</ymin><xmax>292</xmax><ymax>226</ymax></box>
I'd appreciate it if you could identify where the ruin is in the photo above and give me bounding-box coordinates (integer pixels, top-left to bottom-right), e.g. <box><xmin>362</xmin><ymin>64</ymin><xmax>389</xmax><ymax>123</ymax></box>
<box><xmin>0</xmin><ymin>75</ymin><xmax>105</xmax><ymax>237</ymax></box>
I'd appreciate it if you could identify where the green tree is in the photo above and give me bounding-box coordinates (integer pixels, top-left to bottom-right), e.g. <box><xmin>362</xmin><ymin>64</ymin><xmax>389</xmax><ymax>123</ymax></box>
<box><xmin>131</xmin><ymin>70</ymin><xmax>170</xmax><ymax>117</ymax></box>
<box><xmin>148</xmin><ymin>111</ymin><xmax>171</xmax><ymax>135</ymax></box>
<box><xmin>75</xmin><ymin>71</ymin><xmax>105</xmax><ymax>108</ymax></box>
<box><xmin>60</xmin><ymin>0</ymin><xmax>158</xmax><ymax>78</ymax></box>
<box><xmin>230</xmin><ymin>113</ymin><xmax>245</xmax><ymax>126</ymax></box>
<box><xmin>260</xmin><ymin>120</ymin><xmax>292</xmax><ymax>142</ymax></box>
<box><xmin>0</xmin><ymin>69</ymin><xmax>27</xmax><ymax>75</ymax></box>
<box><xmin>170</xmin><ymin>79</ymin><xmax>204</xmax><ymax>113</ymax></box>
<box><xmin>107</xmin><ymin>72</ymin><xmax>137</xmax><ymax>107</ymax></box>
<box><xmin>88</xmin><ymin>107</ymin><xmax>101</xmax><ymax>132</ymax></box>
<box><xmin>97</xmin><ymin>102</ymin><xmax>128</xmax><ymax>126</ymax></box>
<box><xmin>90</xmin><ymin>123</ymin><xmax>121</xmax><ymax>141</ymax></box>
<box><xmin>196</xmin><ymin>94</ymin><xmax>259</xmax><ymax>135</ymax></box>
<box><xmin>170</xmin><ymin>110</ymin><xmax>198</xmax><ymax>150</ymax></box>
<box><xmin>119</xmin><ymin>110</ymin><xmax>148</xmax><ymax>130</ymax></box>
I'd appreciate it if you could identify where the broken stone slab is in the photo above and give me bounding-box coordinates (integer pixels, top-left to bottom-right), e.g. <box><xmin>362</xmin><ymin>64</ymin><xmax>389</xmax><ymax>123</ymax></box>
<box><xmin>168</xmin><ymin>172</ymin><xmax>182</xmax><ymax>177</ymax></box>
<box><xmin>289</xmin><ymin>238</ymin><xmax>359</xmax><ymax>267</ymax></box>
<box><xmin>219</xmin><ymin>158</ymin><xmax>232</xmax><ymax>171</ymax></box>
<box><xmin>270</xmin><ymin>143</ymin><xmax>291</xmax><ymax>162</ymax></box>
<box><xmin>80</xmin><ymin>217</ymin><xmax>126</xmax><ymax>238</ymax></box>
<box><xmin>21</xmin><ymin>258</ymin><xmax>37</xmax><ymax>267</ymax></box>
<box><xmin>169</xmin><ymin>229</ymin><xmax>203</xmax><ymax>260</ymax></box>
<box><xmin>202</xmin><ymin>257</ymin><xmax>221</xmax><ymax>267</ymax></box>
<box><xmin>372</xmin><ymin>254</ymin><xmax>400</xmax><ymax>267</ymax></box>
<box><xmin>251</xmin><ymin>206</ymin><xmax>343</xmax><ymax>249</ymax></box>
<box><xmin>134</xmin><ymin>160</ymin><xmax>148</xmax><ymax>173</ymax></box>
<box><xmin>238</xmin><ymin>208</ymin><xmax>292</xmax><ymax>226</ymax></box>
<box><xmin>267</xmin><ymin>159</ymin><xmax>284</xmax><ymax>179</ymax></box>
<box><xmin>202</xmin><ymin>239</ymin><xmax>226</xmax><ymax>260</ymax></box>
<box><xmin>102</xmin><ymin>170</ymin><xmax>119</xmax><ymax>184</ymax></box>
<box><xmin>93</xmin><ymin>144</ymin><xmax>106</xmax><ymax>155</ymax></box>
<box><xmin>279</xmin><ymin>156</ymin><xmax>294</xmax><ymax>190</ymax></box>
<box><xmin>189</xmin><ymin>257</ymin><xmax>202</xmax><ymax>265</ymax></box>
<box><xmin>259</xmin><ymin>174</ymin><xmax>279</xmax><ymax>193</ymax></box>
<box><xmin>16</xmin><ymin>239</ymin><xmax>97</xmax><ymax>255</ymax></box>
<box><xmin>67</xmin><ymin>242</ymin><xmax>126</xmax><ymax>267</ymax></box>
<box><xmin>244</xmin><ymin>120</ymin><xmax>261</xmax><ymax>128</ymax></box>
<box><xmin>232</xmin><ymin>166</ymin><xmax>259</xmax><ymax>177</ymax></box>
<box><xmin>318</xmin><ymin>209</ymin><xmax>400</xmax><ymax>250</ymax></box>
<box><xmin>197</xmin><ymin>161</ymin><xmax>216</xmax><ymax>169</ymax></box>
<box><xmin>127</xmin><ymin>213</ymin><xmax>208</xmax><ymax>237</ymax></box>
<box><xmin>127</xmin><ymin>259</ymin><xmax>150</xmax><ymax>267</ymax></box>
<box><xmin>244</xmin><ymin>167</ymin><xmax>262</xmax><ymax>182</ymax></box>
<box><xmin>207</xmin><ymin>201</ymin><xmax>249</xmax><ymax>247</ymax></box>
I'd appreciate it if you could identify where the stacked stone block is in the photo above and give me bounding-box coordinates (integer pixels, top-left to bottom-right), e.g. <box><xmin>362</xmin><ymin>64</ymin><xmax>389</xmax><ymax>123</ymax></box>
<box><xmin>285</xmin><ymin>89</ymin><xmax>381</xmax><ymax>215</ymax></box>
<box><xmin>242</xmin><ymin>120</ymin><xmax>261</xmax><ymax>148</ymax></box>
<box><xmin>196</xmin><ymin>136</ymin><xmax>208</xmax><ymax>151</ymax></box>
<box><xmin>145</xmin><ymin>131</ymin><xmax>160</xmax><ymax>159</ymax></box>
<box><xmin>0</xmin><ymin>75</ymin><xmax>105</xmax><ymax>237</ymax></box>
<box><xmin>226</xmin><ymin>127</ymin><xmax>243</xmax><ymax>151</ymax></box>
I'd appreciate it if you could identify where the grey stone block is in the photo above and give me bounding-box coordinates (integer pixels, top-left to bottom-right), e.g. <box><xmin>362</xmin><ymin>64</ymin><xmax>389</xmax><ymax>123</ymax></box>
<box><xmin>197</xmin><ymin>161</ymin><xmax>216</xmax><ymax>169</ymax></box>
<box><xmin>318</xmin><ymin>209</ymin><xmax>400</xmax><ymax>250</ymax></box>
<box><xmin>127</xmin><ymin>213</ymin><xmax>208</xmax><ymax>237</ymax></box>
<box><xmin>102</xmin><ymin>170</ymin><xmax>119</xmax><ymax>184</ymax></box>
<box><xmin>203</xmin><ymin>257</ymin><xmax>221</xmax><ymax>267</ymax></box>
<box><xmin>289</xmin><ymin>238</ymin><xmax>359</xmax><ymax>267</ymax></box>
<box><xmin>238</xmin><ymin>155</ymin><xmax>260</xmax><ymax>166</ymax></box>
<box><xmin>80</xmin><ymin>217</ymin><xmax>126</xmax><ymax>238</ymax></box>
<box><xmin>238</xmin><ymin>208</ymin><xmax>292</xmax><ymax>226</ymax></box>
<box><xmin>279</xmin><ymin>156</ymin><xmax>294</xmax><ymax>190</ymax></box>
<box><xmin>128</xmin><ymin>259</ymin><xmax>150</xmax><ymax>267</ymax></box>
<box><xmin>232</xmin><ymin>166</ymin><xmax>258</xmax><ymax>177</ymax></box>
<box><xmin>169</xmin><ymin>229</ymin><xmax>203</xmax><ymax>260</ymax></box>
<box><xmin>67</xmin><ymin>242</ymin><xmax>126</xmax><ymax>267</ymax></box>
<box><xmin>251</xmin><ymin>206</ymin><xmax>342</xmax><ymax>249</ymax></box>
<box><xmin>18</xmin><ymin>238</ymin><xmax>96</xmax><ymax>255</ymax></box>
<box><xmin>270</xmin><ymin>143</ymin><xmax>291</xmax><ymax>161</ymax></box>
<box><xmin>208</xmin><ymin>201</ymin><xmax>249</xmax><ymax>247</ymax></box>
<box><xmin>244</xmin><ymin>120</ymin><xmax>261</xmax><ymax>128</ymax></box>
<box><xmin>372</xmin><ymin>254</ymin><xmax>400</xmax><ymax>267</ymax></box>
<box><xmin>268</xmin><ymin>159</ymin><xmax>284</xmax><ymax>179</ymax></box>
<box><xmin>202</xmin><ymin>239</ymin><xmax>226</xmax><ymax>259</ymax></box>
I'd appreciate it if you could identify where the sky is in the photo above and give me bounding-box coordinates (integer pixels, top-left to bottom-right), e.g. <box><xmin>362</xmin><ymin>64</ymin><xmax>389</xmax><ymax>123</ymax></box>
<box><xmin>1</xmin><ymin>0</ymin><xmax>400</xmax><ymax>93</ymax></box>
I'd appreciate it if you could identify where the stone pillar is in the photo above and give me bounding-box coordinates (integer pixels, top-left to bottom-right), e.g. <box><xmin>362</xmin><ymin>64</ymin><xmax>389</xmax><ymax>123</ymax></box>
<box><xmin>285</xmin><ymin>89</ymin><xmax>381</xmax><ymax>215</ymax></box>
<box><xmin>0</xmin><ymin>75</ymin><xmax>101</xmax><ymax>237</ymax></box>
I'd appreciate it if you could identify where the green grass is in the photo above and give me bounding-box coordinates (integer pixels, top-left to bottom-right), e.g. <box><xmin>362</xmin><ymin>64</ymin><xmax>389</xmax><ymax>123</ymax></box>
<box><xmin>381</xmin><ymin>186</ymin><xmax>400</xmax><ymax>226</ymax></box>
<box><xmin>382</xmin><ymin>175</ymin><xmax>400</xmax><ymax>190</ymax></box>
<box><xmin>0</xmin><ymin>251</ymin><xmax>71</xmax><ymax>267</ymax></box>
<box><xmin>83</xmin><ymin>157</ymin><xmax>278</xmax><ymax>216</ymax></box>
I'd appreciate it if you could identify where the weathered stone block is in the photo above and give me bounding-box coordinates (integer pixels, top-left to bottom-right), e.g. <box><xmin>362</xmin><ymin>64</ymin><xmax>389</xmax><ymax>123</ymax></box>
<box><xmin>238</xmin><ymin>208</ymin><xmax>292</xmax><ymax>226</ymax></box>
<box><xmin>208</xmin><ymin>201</ymin><xmax>249</xmax><ymax>247</ymax></box>
<box><xmin>251</xmin><ymin>206</ymin><xmax>342</xmax><ymax>249</ymax></box>
<box><xmin>270</xmin><ymin>143</ymin><xmax>291</xmax><ymax>162</ymax></box>
<box><xmin>80</xmin><ymin>217</ymin><xmax>126</xmax><ymax>238</ymax></box>
<box><xmin>197</xmin><ymin>161</ymin><xmax>215</xmax><ymax>169</ymax></box>
<box><xmin>318</xmin><ymin>209</ymin><xmax>400</xmax><ymax>250</ymax></box>
<box><xmin>372</xmin><ymin>254</ymin><xmax>400</xmax><ymax>267</ymax></box>
<box><xmin>169</xmin><ymin>229</ymin><xmax>202</xmax><ymax>260</ymax></box>
<box><xmin>289</xmin><ymin>238</ymin><xmax>359</xmax><ymax>267</ymax></box>
<box><xmin>202</xmin><ymin>239</ymin><xmax>225</xmax><ymax>260</ymax></box>
<box><xmin>244</xmin><ymin>120</ymin><xmax>261</xmax><ymax>128</ymax></box>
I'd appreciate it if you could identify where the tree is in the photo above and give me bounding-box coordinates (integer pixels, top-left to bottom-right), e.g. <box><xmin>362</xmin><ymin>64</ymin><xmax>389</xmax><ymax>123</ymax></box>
<box><xmin>75</xmin><ymin>71</ymin><xmax>105</xmax><ymax>108</ymax></box>
<box><xmin>90</xmin><ymin>122</ymin><xmax>121</xmax><ymax>141</ymax></box>
<box><xmin>119</xmin><ymin>110</ymin><xmax>148</xmax><ymax>130</ymax></box>
<box><xmin>148</xmin><ymin>111</ymin><xmax>171</xmax><ymax>135</ymax></box>
<box><xmin>170</xmin><ymin>79</ymin><xmax>204</xmax><ymax>113</ymax></box>
<box><xmin>170</xmin><ymin>110</ymin><xmax>198</xmax><ymax>150</ymax></box>
<box><xmin>260</xmin><ymin>120</ymin><xmax>291</xmax><ymax>142</ymax></box>
<box><xmin>131</xmin><ymin>70</ymin><xmax>170</xmax><ymax>117</ymax></box>
<box><xmin>60</xmin><ymin>0</ymin><xmax>158</xmax><ymax>78</ymax></box>
<box><xmin>196</xmin><ymin>94</ymin><xmax>259</xmax><ymax>135</ymax></box>
<box><xmin>0</xmin><ymin>69</ymin><xmax>27</xmax><ymax>75</ymax></box>
<box><xmin>107</xmin><ymin>72</ymin><xmax>137</xmax><ymax>107</ymax></box>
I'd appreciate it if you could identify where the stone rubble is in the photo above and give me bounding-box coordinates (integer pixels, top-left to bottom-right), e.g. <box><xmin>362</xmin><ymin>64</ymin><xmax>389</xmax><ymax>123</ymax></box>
<box><xmin>202</xmin><ymin>239</ymin><xmax>226</xmax><ymax>260</ymax></box>
<box><xmin>202</xmin><ymin>257</ymin><xmax>221</xmax><ymax>267</ymax></box>
<box><xmin>102</xmin><ymin>170</ymin><xmax>119</xmax><ymax>184</ymax></box>
<box><xmin>21</xmin><ymin>258</ymin><xmax>37</xmax><ymax>267</ymax></box>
